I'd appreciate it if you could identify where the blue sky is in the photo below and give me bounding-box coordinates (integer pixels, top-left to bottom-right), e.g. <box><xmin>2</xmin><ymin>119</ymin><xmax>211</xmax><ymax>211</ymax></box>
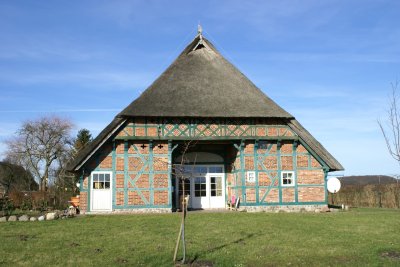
<box><xmin>1</xmin><ymin>0</ymin><xmax>400</xmax><ymax>176</ymax></box>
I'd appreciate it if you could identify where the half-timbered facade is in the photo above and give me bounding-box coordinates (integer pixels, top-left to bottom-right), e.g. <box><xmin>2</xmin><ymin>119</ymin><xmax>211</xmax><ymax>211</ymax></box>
<box><xmin>67</xmin><ymin>31</ymin><xmax>343</xmax><ymax>213</ymax></box>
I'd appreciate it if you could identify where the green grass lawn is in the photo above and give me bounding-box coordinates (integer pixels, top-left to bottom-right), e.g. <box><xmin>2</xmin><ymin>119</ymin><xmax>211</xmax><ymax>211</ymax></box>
<box><xmin>1</xmin><ymin>208</ymin><xmax>400</xmax><ymax>266</ymax></box>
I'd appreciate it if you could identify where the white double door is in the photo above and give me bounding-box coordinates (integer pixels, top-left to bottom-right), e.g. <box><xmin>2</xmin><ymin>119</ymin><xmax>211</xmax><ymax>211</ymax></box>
<box><xmin>190</xmin><ymin>173</ymin><xmax>225</xmax><ymax>209</ymax></box>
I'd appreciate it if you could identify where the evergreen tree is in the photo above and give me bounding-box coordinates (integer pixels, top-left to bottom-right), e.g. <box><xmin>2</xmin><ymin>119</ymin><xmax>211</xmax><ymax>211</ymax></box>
<box><xmin>73</xmin><ymin>128</ymin><xmax>92</xmax><ymax>155</ymax></box>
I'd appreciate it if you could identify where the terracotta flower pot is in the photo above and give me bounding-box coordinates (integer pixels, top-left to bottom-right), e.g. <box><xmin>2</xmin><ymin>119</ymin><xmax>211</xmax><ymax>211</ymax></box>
<box><xmin>69</xmin><ymin>196</ymin><xmax>80</xmax><ymax>207</ymax></box>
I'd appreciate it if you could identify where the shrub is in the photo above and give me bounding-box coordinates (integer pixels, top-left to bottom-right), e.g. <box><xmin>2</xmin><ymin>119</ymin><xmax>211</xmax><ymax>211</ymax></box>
<box><xmin>0</xmin><ymin>196</ymin><xmax>15</xmax><ymax>216</ymax></box>
<box><xmin>20</xmin><ymin>197</ymin><xmax>33</xmax><ymax>211</ymax></box>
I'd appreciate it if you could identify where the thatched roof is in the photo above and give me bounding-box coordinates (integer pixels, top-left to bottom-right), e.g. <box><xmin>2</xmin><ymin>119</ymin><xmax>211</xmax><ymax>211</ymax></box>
<box><xmin>287</xmin><ymin>119</ymin><xmax>344</xmax><ymax>171</ymax></box>
<box><xmin>67</xmin><ymin>33</ymin><xmax>343</xmax><ymax>172</ymax></box>
<box><xmin>67</xmin><ymin>117</ymin><xmax>126</xmax><ymax>171</ymax></box>
<box><xmin>119</xmin><ymin>35</ymin><xmax>293</xmax><ymax>118</ymax></box>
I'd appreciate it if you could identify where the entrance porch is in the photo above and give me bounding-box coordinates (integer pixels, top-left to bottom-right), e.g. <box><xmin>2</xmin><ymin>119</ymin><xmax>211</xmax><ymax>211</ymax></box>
<box><xmin>172</xmin><ymin>142</ymin><xmax>236</xmax><ymax>210</ymax></box>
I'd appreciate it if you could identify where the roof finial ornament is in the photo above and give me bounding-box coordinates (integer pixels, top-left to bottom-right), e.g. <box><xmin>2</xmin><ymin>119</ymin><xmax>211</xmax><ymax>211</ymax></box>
<box><xmin>197</xmin><ymin>23</ymin><xmax>203</xmax><ymax>40</ymax></box>
<box><xmin>192</xmin><ymin>23</ymin><xmax>205</xmax><ymax>51</ymax></box>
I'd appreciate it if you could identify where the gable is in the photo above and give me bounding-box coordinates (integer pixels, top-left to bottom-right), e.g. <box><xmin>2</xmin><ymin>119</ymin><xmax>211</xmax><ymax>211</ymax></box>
<box><xmin>118</xmin><ymin>36</ymin><xmax>293</xmax><ymax>119</ymax></box>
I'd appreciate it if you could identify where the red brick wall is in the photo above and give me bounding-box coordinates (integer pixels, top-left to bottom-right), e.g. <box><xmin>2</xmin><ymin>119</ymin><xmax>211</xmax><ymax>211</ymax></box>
<box><xmin>282</xmin><ymin>188</ymin><xmax>295</xmax><ymax>202</ymax></box>
<box><xmin>297</xmin><ymin>170</ymin><xmax>324</xmax><ymax>185</ymax></box>
<box><xmin>117</xmin><ymin>141</ymin><xmax>169</xmax><ymax>207</ymax></box>
<box><xmin>116</xmin><ymin>119</ymin><xmax>297</xmax><ymax>139</ymax></box>
<box><xmin>82</xmin><ymin>139</ymin><xmax>170</xmax><ymax>211</ymax></box>
<box><xmin>80</xmin><ymin>192</ymin><xmax>87</xmax><ymax>212</ymax></box>
<box><xmin>231</xmin><ymin>141</ymin><xmax>326</xmax><ymax>205</ymax></box>
<box><xmin>81</xmin><ymin>119</ymin><xmax>328</xmax><ymax>210</ymax></box>
<box><xmin>154</xmin><ymin>190</ymin><xmax>169</xmax><ymax>205</ymax></box>
<box><xmin>298</xmin><ymin>187</ymin><xmax>325</xmax><ymax>202</ymax></box>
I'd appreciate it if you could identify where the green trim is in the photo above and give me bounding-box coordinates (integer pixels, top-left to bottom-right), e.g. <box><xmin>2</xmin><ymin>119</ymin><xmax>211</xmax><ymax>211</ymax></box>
<box><xmin>293</xmin><ymin>141</ymin><xmax>298</xmax><ymax>203</ymax></box>
<box><xmin>79</xmin><ymin>169</ymin><xmax>84</xmax><ymax>192</ymax></box>
<box><xmin>128</xmin><ymin>143</ymin><xmax>150</xmax><ymax>205</ymax></box>
<box><xmin>257</xmin><ymin>142</ymin><xmax>279</xmax><ymax>204</ymax></box>
<box><xmin>233</xmin><ymin>143</ymin><xmax>240</xmax><ymax>201</ymax></box>
<box><xmin>254</xmin><ymin>140</ymin><xmax>259</xmax><ymax>205</ymax></box>
<box><xmin>239</xmin><ymin>141</ymin><xmax>245</xmax><ymax>203</ymax></box>
<box><xmin>120</xmin><ymin>119</ymin><xmax>299</xmax><ymax>140</ymax></box>
<box><xmin>124</xmin><ymin>140</ymin><xmax>128</xmax><ymax>207</ymax></box>
<box><xmin>324</xmin><ymin>170</ymin><xmax>328</xmax><ymax>204</ymax></box>
<box><xmin>167</xmin><ymin>141</ymin><xmax>172</xmax><ymax>207</ymax></box>
<box><xmin>149</xmin><ymin>141</ymin><xmax>154</xmax><ymax>205</ymax></box>
<box><xmin>173</xmin><ymin>161</ymin><xmax>225</xmax><ymax>165</ymax></box>
<box><xmin>299</xmin><ymin>139</ymin><xmax>329</xmax><ymax>171</ymax></box>
<box><xmin>277</xmin><ymin>141</ymin><xmax>282</xmax><ymax>204</ymax></box>
<box><xmin>169</xmin><ymin>142</ymin><xmax>178</xmax><ymax>208</ymax></box>
<box><xmin>223</xmin><ymin>147</ymin><xmax>228</xmax><ymax>208</ymax></box>
<box><xmin>115</xmin><ymin>136</ymin><xmax>299</xmax><ymax>141</ymax></box>
<box><xmin>87</xmin><ymin>168</ymin><xmax>91</xmax><ymax>212</ymax></box>
<box><xmin>112</xmin><ymin>141</ymin><xmax>116</xmax><ymax>209</ymax></box>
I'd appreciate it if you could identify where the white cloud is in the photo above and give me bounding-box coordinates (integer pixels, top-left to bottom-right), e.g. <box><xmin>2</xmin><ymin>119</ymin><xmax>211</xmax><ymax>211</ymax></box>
<box><xmin>235</xmin><ymin>52</ymin><xmax>400</xmax><ymax>64</ymax></box>
<box><xmin>0</xmin><ymin>70</ymin><xmax>155</xmax><ymax>90</ymax></box>
<box><xmin>0</xmin><ymin>36</ymin><xmax>104</xmax><ymax>61</ymax></box>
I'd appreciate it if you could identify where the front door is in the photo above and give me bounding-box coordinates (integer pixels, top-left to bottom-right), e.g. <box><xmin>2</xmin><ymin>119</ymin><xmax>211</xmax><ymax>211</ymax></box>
<box><xmin>191</xmin><ymin>174</ymin><xmax>225</xmax><ymax>209</ymax></box>
<box><xmin>175</xmin><ymin>165</ymin><xmax>225</xmax><ymax>209</ymax></box>
<box><xmin>209</xmin><ymin>175</ymin><xmax>224</xmax><ymax>208</ymax></box>
<box><xmin>192</xmin><ymin>175</ymin><xmax>209</xmax><ymax>208</ymax></box>
<box><xmin>91</xmin><ymin>171</ymin><xmax>112</xmax><ymax>211</ymax></box>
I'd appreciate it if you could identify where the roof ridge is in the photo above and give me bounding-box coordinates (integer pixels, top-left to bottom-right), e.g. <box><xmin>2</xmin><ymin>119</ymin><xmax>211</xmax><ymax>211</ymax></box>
<box><xmin>118</xmin><ymin>33</ymin><xmax>293</xmax><ymax>118</ymax></box>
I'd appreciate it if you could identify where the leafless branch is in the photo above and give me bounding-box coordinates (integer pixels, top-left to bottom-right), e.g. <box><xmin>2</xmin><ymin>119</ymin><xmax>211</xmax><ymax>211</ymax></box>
<box><xmin>379</xmin><ymin>81</ymin><xmax>400</xmax><ymax>164</ymax></box>
<box><xmin>4</xmin><ymin>116</ymin><xmax>74</xmax><ymax>191</ymax></box>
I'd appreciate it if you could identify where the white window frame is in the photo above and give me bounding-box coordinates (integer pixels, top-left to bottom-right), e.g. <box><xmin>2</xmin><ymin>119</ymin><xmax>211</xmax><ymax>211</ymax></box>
<box><xmin>246</xmin><ymin>171</ymin><xmax>256</xmax><ymax>183</ymax></box>
<box><xmin>91</xmin><ymin>171</ymin><xmax>112</xmax><ymax>190</ymax></box>
<box><xmin>281</xmin><ymin>171</ymin><xmax>295</xmax><ymax>187</ymax></box>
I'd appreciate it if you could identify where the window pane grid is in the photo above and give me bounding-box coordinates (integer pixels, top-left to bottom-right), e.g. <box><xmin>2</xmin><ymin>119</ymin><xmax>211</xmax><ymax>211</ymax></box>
<box><xmin>194</xmin><ymin>177</ymin><xmax>206</xmax><ymax>197</ymax></box>
<box><xmin>281</xmin><ymin>172</ymin><xmax>294</xmax><ymax>186</ymax></box>
<box><xmin>179</xmin><ymin>179</ymin><xmax>190</xmax><ymax>196</ymax></box>
<box><xmin>92</xmin><ymin>172</ymin><xmax>111</xmax><ymax>190</ymax></box>
<box><xmin>210</xmin><ymin>176</ymin><xmax>222</xmax><ymax>197</ymax></box>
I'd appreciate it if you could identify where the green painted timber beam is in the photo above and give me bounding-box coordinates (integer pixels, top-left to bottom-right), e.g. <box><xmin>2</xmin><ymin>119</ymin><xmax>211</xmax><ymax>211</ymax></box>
<box><xmin>115</xmin><ymin>136</ymin><xmax>299</xmax><ymax>141</ymax></box>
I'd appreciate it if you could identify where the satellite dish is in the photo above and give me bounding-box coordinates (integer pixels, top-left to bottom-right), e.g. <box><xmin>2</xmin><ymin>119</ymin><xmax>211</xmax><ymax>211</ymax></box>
<box><xmin>327</xmin><ymin>177</ymin><xmax>341</xmax><ymax>193</ymax></box>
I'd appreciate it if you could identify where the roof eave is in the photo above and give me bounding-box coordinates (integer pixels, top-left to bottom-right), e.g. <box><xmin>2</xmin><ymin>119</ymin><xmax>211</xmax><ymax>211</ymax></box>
<box><xmin>287</xmin><ymin>119</ymin><xmax>344</xmax><ymax>172</ymax></box>
<box><xmin>66</xmin><ymin>118</ymin><xmax>126</xmax><ymax>172</ymax></box>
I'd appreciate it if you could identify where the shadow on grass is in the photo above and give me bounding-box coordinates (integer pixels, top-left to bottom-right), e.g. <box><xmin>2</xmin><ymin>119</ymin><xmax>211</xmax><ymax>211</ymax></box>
<box><xmin>186</xmin><ymin>232</ymin><xmax>257</xmax><ymax>265</ymax></box>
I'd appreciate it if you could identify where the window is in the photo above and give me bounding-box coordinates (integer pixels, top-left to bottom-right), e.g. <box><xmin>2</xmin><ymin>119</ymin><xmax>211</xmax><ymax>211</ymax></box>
<box><xmin>246</xmin><ymin>171</ymin><xmax>256</xmax><ymax>183</ymax></box>
<box><xmin>210</xmin><ymin>176</ymin><xmax>223</xmax><ymax>197</ymax></box>
<box><xmin>92</xmin><ymin>172</ymin><xmax>111</xmax><ymax>189</ymax></box>
<box><xmin>209</xmin><ymin>166</ymin><xmax>223</xmax><ymax>173</ymax></box>
<box><xmin>194</xmin><ymin>176</ymin><xmax>207</xmax><ymax>197</ymax></box>
<box><xmin>259</xmin><ymin>141</ymin><xmax>268</xmax><ymax>149</ymax></box>
<box><xmin>281</xmin><ymin>172</ymin><xmax>295</xmax><ymax>186</ymax></box>
<box><xmin>179</xmin><ymin>178</ymin><xmax>190</xmax><ymax>196</ymax></box>
<box><xmin>194</xmin><ymin>166</ymin><xmax>207</xmax><ymax>174</ymax></box>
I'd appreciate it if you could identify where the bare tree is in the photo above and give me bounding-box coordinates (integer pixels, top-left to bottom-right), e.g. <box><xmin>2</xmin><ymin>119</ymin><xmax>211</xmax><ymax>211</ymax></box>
<box><xmin>5</xmin><ymin>116</ymin><xmax>73</xmax><ymax>192</ymax></box>
<box><xmin>172</xmin><ymin>141</ymin><xmax>197</xmax><ymax>264</ymax></box>
<box><xmin>379</xmin><ymin>81</ymin><xmax>400</xmax><ymax>163</ymax></box>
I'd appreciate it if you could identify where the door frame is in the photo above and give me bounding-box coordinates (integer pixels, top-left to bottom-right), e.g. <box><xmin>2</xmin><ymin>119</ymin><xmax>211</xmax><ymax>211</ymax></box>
<box><xmin>90</xmin><ymin>171</ymin><xmax>113</xmax><ymax>212</ymax></box>
<box><xmin>206</xmin><ymin>173</ymin><xmax>225</xmax><ymax>208</ymax></box>
<box><xmin>175</xmin><ymin>164</ymin><xmax>225</xmax><ymax>209</ymax></box>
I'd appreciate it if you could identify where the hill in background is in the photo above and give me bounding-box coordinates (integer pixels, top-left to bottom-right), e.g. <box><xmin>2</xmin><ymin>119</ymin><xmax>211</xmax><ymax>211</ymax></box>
<box><xmin>338</xmin><ymin>175</ymin><xmax>399</xmax><ymax>186</ymax></box>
